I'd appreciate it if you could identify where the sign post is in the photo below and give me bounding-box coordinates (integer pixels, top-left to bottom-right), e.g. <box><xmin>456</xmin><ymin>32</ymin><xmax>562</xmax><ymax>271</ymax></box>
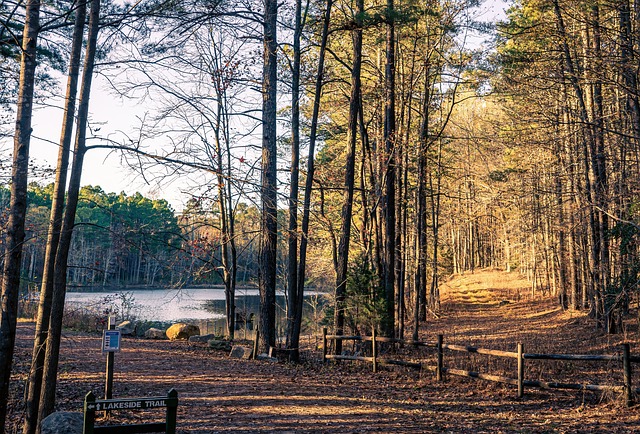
<box><xmin>102</xmin><ymin>317</ymin><xmax>120</xmax><ymax>409</ymax></box>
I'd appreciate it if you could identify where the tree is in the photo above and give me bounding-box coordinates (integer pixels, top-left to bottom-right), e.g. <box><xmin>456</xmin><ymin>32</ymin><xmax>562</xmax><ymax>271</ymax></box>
<box><xmin>333</xmin><ymin>0</ymin><xmax>363</xmax><ymax>355</ymax></box>
<box><xmin>259</xmin><ymin>0</ymin><xmax>278</xmax><ymax>354</ymax></box>
<box><xmin>288</xmin><ymin>0</ymin><xmax>334</xmax><ymax>361</ymax></box>
<box><xmin>381</xmin><ymin>0</ymin><xmax>396</xmax><ymax>338</ymax></box>
<box><xmin>285</xmin><ymin>0</ymin><xmax>304</xmax><ymax>360</ymax></box>
<box><xmin>22</xmin><ymin>3</ymin><xmax>87</xmax><ymax>432</ymax></box>
<box><xmin>38</xmin><ymin>0</ymin><xmax>101</xmax><ymax>421</ymax></box>
<box><xmin>0</xmin><ymin>0</ymin><xmax>40</xmax><ymax>429</ymax></box>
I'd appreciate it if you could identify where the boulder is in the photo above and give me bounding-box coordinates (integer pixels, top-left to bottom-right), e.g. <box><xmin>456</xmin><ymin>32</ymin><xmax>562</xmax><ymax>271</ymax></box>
<box><xmin>188</xmin><ymin>333</ymin><xmax>217</xmax><ymax>344</ymax></box>
<box><xmin>208</xmin><ymin>339</ymin><xmax>232</xmax><ymax>351</ymax></box>
<box><xmin>40</xmin><ymin>411</ymin><xmax>83</xmax><ymax>434</ymax></box>
<box><xmin>256</xmin><ymin>353</ymin><xmax>278</xmax><ymax>363</ymax></box>
<box><xmin>144</xmin><ymin>327</ymin><xmax>166</xmax><ymax>339</ymax></box>
<box><xmin>166</xmin><ymin>323</ymin><xmax>200</xmax><ymax>341</ymax></box>
<box><xmin>229</xmin><ymin>345</ymin><xmax>253</xmax><ymax>359</ymax></box>
<box><xmin>116</xmin><ymin>320</ymin><xmax>136</xmax><ymax>336</ymax></box>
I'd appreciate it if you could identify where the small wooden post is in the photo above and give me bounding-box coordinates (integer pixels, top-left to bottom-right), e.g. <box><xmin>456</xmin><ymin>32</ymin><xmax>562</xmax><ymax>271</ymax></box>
<box><xmin>83</xmin><ymin>391</ymin><xmax>96</xmax><ymax>434</ymax></box>
<box><xmin>436</xmin><ymin>334</ymin><xmax>443</xmax><ymax>381</ymax></box>
<box><xmin>517</xmin><ymin>342</ymin><xmax>524</xmax><ymax>399</ymax></box>
<box><xmin>165</xmin><ymin>388</ymin><xmax>179</xmax><ymax>434</ymax></box>
<box><xmin>105</xmin><ymin>317</ymin><xmax>115</xmax><ymax>412</ymax></box>
<box><xmin>322</xmin><ymin>327</ymin><xmax>328</xmax><ymax>363</ymax></box>
<box><xmin>623</xmin><ymin>343</ymin><xmax>632</xmax><ymax>407</ymax></box>
<box><xmin>371</xmin><ymin>328</ymin><xmax>377</xmax><ymax>373</ymax></box>
<box><xmin>252</xmin><ymin>326</ymin><xmax>260</xmax><ymax>360</ymax></box>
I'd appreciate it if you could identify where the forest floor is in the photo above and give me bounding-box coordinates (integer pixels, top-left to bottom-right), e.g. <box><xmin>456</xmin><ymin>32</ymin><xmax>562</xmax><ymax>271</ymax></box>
<box><xmin>7</xmin><ymin>269</ymin><xmax>640</xmax><ymax>433</ymax></box>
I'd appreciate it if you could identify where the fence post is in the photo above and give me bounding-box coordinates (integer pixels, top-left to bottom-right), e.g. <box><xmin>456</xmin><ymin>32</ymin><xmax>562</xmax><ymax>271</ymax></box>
<box><xmin>104</xmin><ymin>318</ymin><xmax>115</xmax><ymax>417</ymax></box>
<box><xmin>165</xmin><ymin>388</ymin><xmax>179</xmax><ymax>434</ymax></box>
<box><xmin>322</xmin><ymin>327</ymin><xmax>328</xmax><ymax>363</ymax></box>
<box><xmin>372</xmin><ymin>328</ymin><xmax>377</xmax><ymax>373</ymax></box>
<box><xmin>623</xmin><ymin>343</ymin><xmax>632</xmax><ymax>407</ymax></box>
<box><xmin>252</xmin><ymin>326</ymin><xmax>260</xmax><ymax>360</ymax></box>
<box><xmin>436</xmin><ymin>334</ymin><xmax>443</xmax><ymax>381</ymax></box>
<box><xmin>83</xmin><ymin>391</ymin><xmax>96</xmax><ymax>434</ymax></box>
<box><xmin>517</xmin><ymin>342</ymin><xmax>524</xmax><ymax>399</ymax></box>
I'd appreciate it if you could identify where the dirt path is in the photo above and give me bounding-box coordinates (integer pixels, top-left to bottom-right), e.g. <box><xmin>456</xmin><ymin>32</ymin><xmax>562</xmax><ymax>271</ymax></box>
<box><xmin>7</xmin><ymin>271</ymin><xmax>640</xmax><ymax>433</ymax></box>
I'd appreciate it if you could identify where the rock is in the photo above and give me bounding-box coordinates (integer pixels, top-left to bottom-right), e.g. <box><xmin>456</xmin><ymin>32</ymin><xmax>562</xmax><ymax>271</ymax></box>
<box><xmin>209</xmin><ymin>339</ymin><xmax>232</xmax><ymax>351</ymax></box>
<box><xmin>229</xmin><ymin>345</ymin><xmax>253</xmax><ymax>359</ymax></box>
<box><xmin>256</xmin><ymin>353</ymin><xmax>278</xmax><ymax>362</ymax></box>
<box><xmin>188</xmin><ymin>333</ymin><xmax>218</xmax><ymax>344</ymax></box>
<box><xmin>166</xmin><ymin>323</ymin><xmax>200</xmax><ymax>341</ymax></box>
<box><xmin>144</xmin><ymin>327</ymin><xmax>166</xmax><ymax>339</ymax></box>
<box><xmin>116</xmin><ymin>320</ymin><xmax>136</xmax><ymax>336</ymax></box>
<box><xmin>40</xmin><ymin>411</ymin><xmax>83</xmax><ymax>434</ymax></box>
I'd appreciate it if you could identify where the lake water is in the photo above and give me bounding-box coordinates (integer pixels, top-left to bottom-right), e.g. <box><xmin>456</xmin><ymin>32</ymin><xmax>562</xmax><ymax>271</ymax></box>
<box><xmin>65</xmin><ymin>287</ymin><xmax>261</xmax><ymax>322</ymax></box>
<box><xmin>65</xmin><ymin>287</ymin><xmax>326</xmax><ymax>324</ymax></box>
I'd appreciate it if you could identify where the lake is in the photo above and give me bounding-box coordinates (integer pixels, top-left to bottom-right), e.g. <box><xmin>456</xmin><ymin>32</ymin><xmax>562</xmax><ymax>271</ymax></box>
<box><xmin>65</xmin><ymin>287</ymin><xmax>327</xmax><ymax>325</ymax></box>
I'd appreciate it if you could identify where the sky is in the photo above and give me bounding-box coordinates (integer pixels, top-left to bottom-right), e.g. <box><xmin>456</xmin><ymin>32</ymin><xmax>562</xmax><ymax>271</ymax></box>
<box><xmin>17</xmin><ymin>0</ymin><xmax>510</xmax><ymax>213</ymax></box>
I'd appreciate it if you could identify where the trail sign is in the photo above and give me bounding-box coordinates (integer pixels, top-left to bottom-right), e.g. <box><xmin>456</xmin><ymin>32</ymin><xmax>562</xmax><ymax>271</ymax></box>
<box><xmin>89</xmin><ymin>397</ymin><xmax>169</xmax><ymax>411</ymax></box>
<box><xmin>102</xmin><ymin>330</ymin><xmax>121</xmax><ymax>353</ymax></box>
<box><xmin>83</xmin><ymin>390</ymin><xmax>178</xmax><ymax>434</ymax></box>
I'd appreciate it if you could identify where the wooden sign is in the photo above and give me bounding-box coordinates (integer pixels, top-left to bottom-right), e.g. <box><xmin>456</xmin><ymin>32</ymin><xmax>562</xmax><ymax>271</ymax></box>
<box><xmin>83</xmin><ymin>389</ymin><xmax>178</xmax><ymax>434</ymax></box>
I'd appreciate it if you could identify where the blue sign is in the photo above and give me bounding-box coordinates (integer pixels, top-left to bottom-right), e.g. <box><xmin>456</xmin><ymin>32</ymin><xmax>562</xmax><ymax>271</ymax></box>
<box><xmin>102</xmin><ymin>330</ymin><xmax>121</xmax><ymax>352</ymax></box>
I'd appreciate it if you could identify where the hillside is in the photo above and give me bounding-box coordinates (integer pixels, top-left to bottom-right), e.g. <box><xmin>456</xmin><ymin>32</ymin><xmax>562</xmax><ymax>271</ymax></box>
<box><xmin>433</xmin><ymin>270</ymin><xmax>637</xmax><ymax>354</ymax></box>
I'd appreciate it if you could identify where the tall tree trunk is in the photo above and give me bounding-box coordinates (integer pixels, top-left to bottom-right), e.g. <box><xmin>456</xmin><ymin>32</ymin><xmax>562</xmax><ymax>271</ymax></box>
<box><xmin>38</xmin><ymin>0</ymin><xmax>100</xmax><ymax>422</ymax></box>
<box><xmin>415</xmin><ymin>46</ymin><xmax>432</xmax><ymax>335</ymax></box>
<box><xmin>0</xmin><ymin>1</ymin><xmax>40</xmax><ymax>429</ymax></box>
<box><xmin>334</xmin><ymin>0</ymin><xmax>363</xmax><ymax>354</ymax></box>
<box><xmin>259</xmin><ymin>0</ymin><xmax>278</xmax><ymax>354</ymax></box>
<box><xmin>296</xmin><ymin>0</ymin><xmax>333</xmax><ymax>355</ymax></box>
<box><xmin>382</xmin><ymin>0</ymin><xmax>396</xmax><ymax>338</ymax></box>
<box><xmin>429</xmin><ymin>139</ymin><xmax>443</xmax><ymax>311</ymax></box>
<box><xmin>215</xmin><ymin>104</ymin><xmax>234</xmax><ymax>339</ymax></box>
<box><xmin>552</xmin><ymin>0</ymin><xmax>600</xmax><ymax>324</ymax></box>
<box><xmin>588</xmin><ymin>5</ymin><xmax>611</xmax><ymax>331</ymax></box>
<box><xmin>286</xmin><ymin>0</ymin><xmax>303</xmax><ymax>357</ymax></box>
<box><xmin>22</xmin><ymin>3</ymin><xmax>87</xmax><ymax>433</ymax></box>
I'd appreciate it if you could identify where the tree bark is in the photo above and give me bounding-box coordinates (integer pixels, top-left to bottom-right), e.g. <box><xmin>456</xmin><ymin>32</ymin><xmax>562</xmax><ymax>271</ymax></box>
<box><xmin>286</xmin><ymin>0</ymin><xmax>303</xmax><ymax>357</ymax></box>
<box><xmin>38</xmin><ymin>0</ymin><xmax>101</xmax><ymax>422</ymax></box>
<box><xmin>259</xmin><ymin>0</ymin><xmax>278</xmax><ymax>354</ymax></box>
<box><xmin>382</xmin><ymin>0</ymin><xmax>396</xmax><ymax>338</ymax></box>
<box><xmin>295</xmin><ymin>0</ymin><xmax>333</xmax><ymax>355</ymax></box>
<box><xmin>334</xmin><ymin>0</ymin><xmax>363</xmax><ymax>354</ymax></box>
<box><xmin>22</xmin><ymin>3</ymin><xmax>87</xmax><ymax>433</ymax></box>
<box><xmin>0</xmin><ymin>1</ymin><xmax>40</xmax><ymax>429</ymax></box>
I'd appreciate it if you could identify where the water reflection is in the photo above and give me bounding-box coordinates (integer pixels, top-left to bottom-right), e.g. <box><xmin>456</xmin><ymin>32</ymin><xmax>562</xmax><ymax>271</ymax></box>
<box><xmin>66</xmin><ymin>287</ymin><xmax>327</xmax><ymax>327</ymax></box>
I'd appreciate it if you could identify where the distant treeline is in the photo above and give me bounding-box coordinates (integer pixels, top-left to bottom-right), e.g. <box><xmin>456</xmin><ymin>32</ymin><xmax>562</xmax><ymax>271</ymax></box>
<box><xmin>0</xmin><ymin>183</ymin><xmax>261</xmax><ymax>291</ymax></box>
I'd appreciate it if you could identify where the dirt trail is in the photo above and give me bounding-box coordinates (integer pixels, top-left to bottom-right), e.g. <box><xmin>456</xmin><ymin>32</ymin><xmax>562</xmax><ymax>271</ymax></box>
<box><xmin>7</xmin><ymin>270</ymin><xmax>640</xmax><ymax>433</ymax></box>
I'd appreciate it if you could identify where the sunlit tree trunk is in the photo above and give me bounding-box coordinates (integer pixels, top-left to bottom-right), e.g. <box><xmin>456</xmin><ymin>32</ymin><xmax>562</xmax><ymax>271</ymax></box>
<box><xmin>296</xmin><ymin>0</ymin><xmax>334</xmax><ymax>347</ymax></box>
<box><xmin>334</xmin><ymin>0</ymin><xmax>363</xmax><ymax>354</ymax></box>
<box><xmin>381</xmin><ymin>0</ymin><xmax>396</xmax><ymax>338</ymax></box>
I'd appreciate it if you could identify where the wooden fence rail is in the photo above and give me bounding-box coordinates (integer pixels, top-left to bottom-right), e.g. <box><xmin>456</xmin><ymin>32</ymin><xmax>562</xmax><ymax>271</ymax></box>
<box><xmin>321</xmin><ymin>328</ymin><xmax>635</xmax><ymax>406</ymax></box>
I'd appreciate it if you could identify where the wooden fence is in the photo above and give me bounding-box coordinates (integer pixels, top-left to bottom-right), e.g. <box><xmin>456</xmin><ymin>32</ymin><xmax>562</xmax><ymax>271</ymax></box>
<box><xmin>321</xmin><ymin>328</ymin><xmax>636</xmax><ymax>406</ymax></box>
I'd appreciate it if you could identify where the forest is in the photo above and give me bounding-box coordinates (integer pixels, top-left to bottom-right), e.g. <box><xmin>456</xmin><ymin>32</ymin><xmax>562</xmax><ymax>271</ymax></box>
<box><xmin>2</xmin><ymin>0</ymin><xmax>640</xmax><ymax>431</ymax></box>
<box><xmin>0</xmin><ymin>183</ymin><xmax>262</xmax><ymax>289</ymax></box>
